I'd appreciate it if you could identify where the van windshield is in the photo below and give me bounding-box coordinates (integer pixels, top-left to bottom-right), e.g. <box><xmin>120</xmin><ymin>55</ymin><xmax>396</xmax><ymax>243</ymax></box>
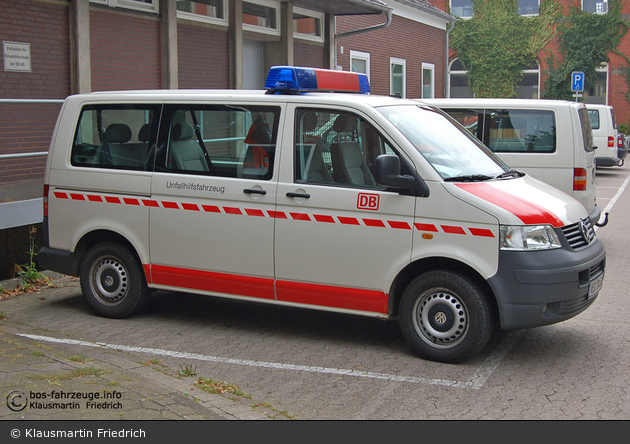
<box><xmin>378</xmin><ymin>105</ymin><xmax>509</xmax><ymax>181</ymax></box>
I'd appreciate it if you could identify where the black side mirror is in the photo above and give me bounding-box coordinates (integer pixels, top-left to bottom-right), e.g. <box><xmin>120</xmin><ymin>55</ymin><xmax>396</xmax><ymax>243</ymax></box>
<box><xmin>374</xmin><ymin>154</ymin><xmax>414</xmax><ymax>190</ymax></box>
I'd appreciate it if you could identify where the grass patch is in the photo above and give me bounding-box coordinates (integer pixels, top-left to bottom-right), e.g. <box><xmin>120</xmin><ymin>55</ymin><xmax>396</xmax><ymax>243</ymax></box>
<box><xmin>195</xmin><ymin>377</ymin><xmax>246</xmax><ymax>396</ymax></box>
<box><xmin>28</xmin><ymin>367</ymin><xmax>106</xmax><ymax>383</ymax></box>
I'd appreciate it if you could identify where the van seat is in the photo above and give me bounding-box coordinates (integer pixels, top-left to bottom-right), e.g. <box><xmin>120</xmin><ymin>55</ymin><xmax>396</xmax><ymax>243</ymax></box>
<box><xmin>106</xmin><ymin>123</ymin><xmax>150</xmax><ymax>168</ymax></box>
<box><xmin>169</xmin><ymin>122</ymin><xmax>209</xmax><ymax>172</ymax></box>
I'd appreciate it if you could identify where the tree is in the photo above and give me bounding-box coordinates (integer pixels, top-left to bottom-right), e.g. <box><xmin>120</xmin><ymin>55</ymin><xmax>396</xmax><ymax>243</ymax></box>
<box><xmin>450</xmin><ymin>0</ymin><xmax>562</xmax><ymax>98</ymax></box>
<box><xmin>543</xmin><ymin>0</ymin><xmax>627</xmax><ymax>101</ymax></box>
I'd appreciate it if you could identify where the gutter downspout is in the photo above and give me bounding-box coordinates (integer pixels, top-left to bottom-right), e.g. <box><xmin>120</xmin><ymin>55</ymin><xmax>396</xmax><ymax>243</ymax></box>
<box><xmin>445</xmin><ymin>18</ymin><xmax>456</xmax><ymax>98</ymax></box>
<box><xmin>334</xmin><ymin>8</ymin><xmax>393</xmax><ymax>69</ymax></box>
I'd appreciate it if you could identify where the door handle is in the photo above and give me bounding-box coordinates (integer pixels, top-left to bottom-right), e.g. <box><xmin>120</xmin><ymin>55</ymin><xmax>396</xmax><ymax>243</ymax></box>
<box><xmin>244</xmin><ymin>188</ymin><xmax>267</xmax><ymax>195</ymax></box>
<box><xmin>286</xmin><ymin>192</ymin><xmax>311</xmax><ymax>199</ymax></box>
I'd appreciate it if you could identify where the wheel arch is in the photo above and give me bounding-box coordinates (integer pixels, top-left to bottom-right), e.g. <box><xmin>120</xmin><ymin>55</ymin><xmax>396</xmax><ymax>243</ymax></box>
<box><xmin>388</xmin><ymin>257</ymin><xmax>498</xmax><ymax>321</ymax></box>
<box><xmin>71</xmin><ymin>230</ymin><xmax>143</xmax><ymax>277</ymax></box>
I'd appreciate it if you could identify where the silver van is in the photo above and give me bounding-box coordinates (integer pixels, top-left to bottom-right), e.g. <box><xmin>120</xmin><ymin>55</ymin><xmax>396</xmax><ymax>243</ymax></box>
<box><xmin>422</xmin><ymin>98</ymin><xmax>604</xmax><ymax>226</ymax></box>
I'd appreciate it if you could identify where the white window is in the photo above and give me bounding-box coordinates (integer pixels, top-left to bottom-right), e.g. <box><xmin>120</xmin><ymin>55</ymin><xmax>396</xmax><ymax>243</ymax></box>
<box><xmin>90</xmin><ymin>0</ymin><xmax>158</xmax><ymax>14</ymax></box>
<box><xmin>450</xmin><ymin>0</ymin><xmax>473</xmax><ymax>19</ymax></box>
<box><xmin>449</xmin><ymin>58</ymin><xmax>472</xmax><ymax>98</ymax></box>
<box><xmin>176</xmin><ymin>0</ymin><xmax>227</xmax><ymax>26</ymax></box>
<box><xmin>518</xmin><ymin>63</ymin><xmax>540</xmax><ymax>99</ymax></box>
<box><xmin>390</xmin><ymin>58</ymin><xmax>406</xmax><ymax>98</ymax></box>
<box><xmin>583</xmin><ymin>0</ymin><xmax>609</xmax><ymax>14</ymax></box>
<box><xmin>350</xmin><ymin>50</ymin><xmax>370</xmax><ymax>81</ymax></box>
<box><xmin>422</xmin><ymin>63</ymin><xmax>435</xmax><ymax>99</ymax></box>
<box><xmin>293</xmin><ymin>7</ymin><xmax>324</xmax><ymax>42</ymax></box>
<box><xmin>517</xmin><ymin>0</ymin><xmax>539</xmax><ymax>16</ymax></box>
<box><xmin>585</xmin><ymin>63</ymin><xmax>609</xmax><ymax>104</ymax></box>
<box><xmin>242</xmin><ymin>0</ymin><xmax>280</xmax><ymax>36</ymax></box>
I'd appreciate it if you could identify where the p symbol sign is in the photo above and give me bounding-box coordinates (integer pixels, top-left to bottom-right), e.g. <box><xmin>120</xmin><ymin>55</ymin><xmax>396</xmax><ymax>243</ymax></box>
<box><xmin>572</xmin><ymin>72</ymin><xmax>584</xmax><ymax>92</ymax></box>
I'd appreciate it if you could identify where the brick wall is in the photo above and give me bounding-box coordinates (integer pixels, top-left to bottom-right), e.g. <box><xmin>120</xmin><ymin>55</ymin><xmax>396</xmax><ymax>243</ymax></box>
<box><xmin>90</xmin><ymin>8</ymin><xmax>161</xmax><ymax>92</ymax></box>
<box><xmin>336</xmin><ymin>14</ymin><xmax>447</xmax><ymax>98</ymax></box>
<box><xmin>178</xmin><ymin>23</ymin><xmax>229</xmax><ymax>89</ymax></box>
<box><xmin>0</xmin><ymin>0</ymin><xmax>70</xmax><ymax>185</ymax></box>
<box><xmin>294</xmin><ymin>41</ymin><xmax>325</xmax><ymax>68</ymax></box>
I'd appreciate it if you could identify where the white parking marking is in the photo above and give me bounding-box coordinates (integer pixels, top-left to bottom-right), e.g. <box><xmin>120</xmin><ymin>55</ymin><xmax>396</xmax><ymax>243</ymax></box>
<box><xmin>15</xmin><ymin>332</ymin><xmax>523</xmax><ymax>389</ymax></box>
<box><xmin>595</xmin><ymin>171</ymin><xmax>630</xmax><ymax>232</ymax></box>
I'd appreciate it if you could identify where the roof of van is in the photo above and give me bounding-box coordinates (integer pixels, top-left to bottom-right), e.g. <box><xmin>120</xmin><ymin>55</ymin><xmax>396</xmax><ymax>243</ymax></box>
<box><xmin>420</xmin><ymin>98</ymin><xmax>585</xmax><ymax>108</ymax></box>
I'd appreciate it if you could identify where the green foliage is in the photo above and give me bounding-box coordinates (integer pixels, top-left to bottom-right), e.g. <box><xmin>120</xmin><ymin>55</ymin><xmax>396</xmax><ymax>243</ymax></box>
<box><xmin>543</xmin><ymin>0</ymin><xmax>628</xmax><ymax>100</ymax></box>
<box><xmin>450</xmin><ymin>0</ymin><xmax>562</xmax><ymax>98</ymax></box>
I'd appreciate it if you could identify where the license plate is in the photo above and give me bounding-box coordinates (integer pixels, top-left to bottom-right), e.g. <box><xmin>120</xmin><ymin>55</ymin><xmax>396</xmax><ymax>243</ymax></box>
<box><xmin>588</xmin><ymin>274</ymin><xmax>604</xmax><ymax>299</ymax></box>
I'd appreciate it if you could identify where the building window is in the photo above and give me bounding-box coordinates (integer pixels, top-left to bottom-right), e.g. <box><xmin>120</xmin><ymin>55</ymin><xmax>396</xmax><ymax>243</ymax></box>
<box><xmin>350</xmin><ymin>50</ymin><xmax>370</xmax><ymax>81</ymax></box>
<box><xmin>583</xmin><ymin>0</ymin><xmax>609</xmax><ymax>14</ymax></box>
<box><xmin>390</xmin><ymin>58</ymin><xmax>406</xmax><ymax>98</ymax></box>
<box><xmin>176</xmin><ymin>1</ymin><xmax>227</xmax><ymax>25</ymax></box>
<box><xmin>90</xmin><ymin>0</ymin><xmax>158</xmax><ymax>14</ymax></box>
<box><xmin>517</xmin><ymin>0</ymin><xmax>539</xmax><ymax>16</ymax></box>
<box><xmin>293</xmin><ymin>7</ymin><xmax>324</xmax><ymax>42</ymax></box>
<box><xmin>449</xmin><ymin>59</ymin><xmax>472</xmax><ymax>98</ymax></box>
<box><xmin>584</xmin><ymin>64</ymin><xmax>608</xmax><ymax>104</ymax></box>
<box><xmin>422</xmin><ymin>63</ymin><xmax>435</xmax><ymax>99</ymax></box>
<box><xmin>517</xmin><ymin>63</ymin><xmax>540</xmax><ymax>99</ymax></box>
<box><xmin>450</xmin><ymin>0</ymin><xmax>473</xmax><ymax>19</ymax></box>
<box><xmin>242</xmin><ymin>0</ymin><xmax>280</xmax><ymax>35</ymax></box>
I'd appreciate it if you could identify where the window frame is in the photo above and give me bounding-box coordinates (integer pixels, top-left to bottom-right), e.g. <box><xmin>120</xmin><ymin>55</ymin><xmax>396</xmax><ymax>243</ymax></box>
<box><xmin>242</xmin><ymin>0</ymin><xmax>281</xmax><ymax>36</ymax></box>
<box><xmin>293</xmin><ymin>7</ymin><xmax>324</xmax><ymax>43</ymax></box>
<box><xmin>176</xmin><ymin>0</ymin><xmax>228</xmax><ymax>27</ymax></box>
<box><xmin>90</xmin><ymin>0</ymin><xmax>159</xmax><ymax>14</ymax></box>
<box><xmin>350</xmin><ymin>50</ymin><xmax>371</xmax><ymax>82</ymax></box>
<box><xmin>422</xmin><ymin>63</ymin><xmax>435</xmax><ymax>99</ymax></box>
<box><xmin>582</xmin><ymin>0</ymin><xmax>609</xmax><ymax>14</ymax></box>
<box><xmin>390</xmin><ymin>57</ymin><xmax>407</xmax><ymax>98</ymax></box>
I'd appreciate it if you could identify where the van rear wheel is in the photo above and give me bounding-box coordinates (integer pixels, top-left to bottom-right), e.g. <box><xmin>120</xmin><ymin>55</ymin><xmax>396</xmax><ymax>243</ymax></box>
<box><xmin>80</xmin><ymin>242</ymin><xmax>149</xmax><ymax>318</ymax></box>
<box><xmin>399</xmin><ymin>270</ymin><xmax>493</xmax><ymax>363</ymax></box>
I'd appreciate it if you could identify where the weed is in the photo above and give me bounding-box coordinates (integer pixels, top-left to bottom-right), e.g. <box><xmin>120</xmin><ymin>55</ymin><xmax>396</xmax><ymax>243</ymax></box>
<box><xmin>178</xmin><ymin>363</ymin><xmax>197</xmax><ymax>377</ymax></box>
<box><xmin>195</xmin><ymin>377</ymin><xmax>245</xmax><ymax>396</ymax></box>
<box><xmin>18</xmin><ymin>226</ymin><xmax>51</xmax><ymax>286</ymax></box>
<box><xmin>28</xmin><ymin>367</ymin><xmax>106</xmax><ymax>383</ymax></box>
<box><xmin>69</xmin><ymin>354</ymin><xmax>88</xmax><ymax>362</ymax></box>
<box><xmin>30</xmin><ymin>350</ymin><xmax>45</xmax><ymax>357</ymax></box>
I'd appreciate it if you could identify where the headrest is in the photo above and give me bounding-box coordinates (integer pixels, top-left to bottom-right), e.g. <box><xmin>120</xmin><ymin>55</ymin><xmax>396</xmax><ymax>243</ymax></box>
<box><xmin>245</xmin><ymin>115</ymin><xmax>271</xmax><ymax>145</ymax></box>
<box><xmin>105</xmin><ymin>124</ymin><xmax>132</xmax><ymax>143</ymax></box>
<box><xmin>138</xmin><ymin>123</ymin><xmax>151</xmax><ymax>143</ymax></box>
<box><xmin>302</xmin><ymin>112</ymin><xmax>318</xmax><ymax>132</ymax></box>
<box><xmin>333</xmin><ymin>114</ymin><xmax>357</xmax><ymax>133</ymax></box>
<box><xmin>171</xmin><ymin>122</ymin><xmax>195</xmax><ymax>141</ymax></box>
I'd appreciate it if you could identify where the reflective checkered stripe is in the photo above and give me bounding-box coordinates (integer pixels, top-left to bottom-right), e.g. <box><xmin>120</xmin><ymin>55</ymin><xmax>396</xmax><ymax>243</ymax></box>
<box><xmin>52</xmin><ymin>191</ymin><xmax>496</xmax><ymax>238</ymax></box>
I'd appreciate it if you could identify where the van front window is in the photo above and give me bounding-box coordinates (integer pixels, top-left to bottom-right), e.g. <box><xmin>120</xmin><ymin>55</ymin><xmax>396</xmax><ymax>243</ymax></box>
<box><xmin>378</xmin><ymin>105</ymin><xmax>509</xmax><ymax>181</ymax></box>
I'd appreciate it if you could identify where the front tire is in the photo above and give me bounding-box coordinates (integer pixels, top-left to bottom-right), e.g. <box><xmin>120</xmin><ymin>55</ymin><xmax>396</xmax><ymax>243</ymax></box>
<box><xmin>399</xmin><ymin>270</ymin><xmax>493</xmax><ymax>363</ymax></box>
<box><xmin>80</xmin><ymin>242</ymin><xmax>150</xmax><ymax>318</ymax></box>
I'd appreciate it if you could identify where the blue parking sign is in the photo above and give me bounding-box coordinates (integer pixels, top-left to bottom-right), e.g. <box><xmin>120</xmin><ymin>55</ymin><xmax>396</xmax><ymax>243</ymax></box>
<box><xmin>572</xmin><ymin>71</ymin><xmax>584</xmax><ymax>92</ymax></box>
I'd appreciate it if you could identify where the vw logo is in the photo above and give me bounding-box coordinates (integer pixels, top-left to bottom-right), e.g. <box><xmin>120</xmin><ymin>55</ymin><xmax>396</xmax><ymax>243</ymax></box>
<box><xmin>579</xmin><ymin>219</ymin><xmax>590</xmax><ymax>244</ymax></box>
<box><xmin>104</xmin><ymin>275</ymin><xmax>114</xmax><ymax>286</ymax></box>
<box><xmin>434</xmin><ymin>311</ymin><xmax>448</xmax><ymax>325</ymax></box>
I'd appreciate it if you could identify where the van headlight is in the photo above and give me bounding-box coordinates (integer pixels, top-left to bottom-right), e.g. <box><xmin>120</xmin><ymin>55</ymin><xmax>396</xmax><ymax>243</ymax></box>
<box><xmin>500</xmin><ymin>225</ymin><xmax>562</xmax><ymax>250</ymax></box>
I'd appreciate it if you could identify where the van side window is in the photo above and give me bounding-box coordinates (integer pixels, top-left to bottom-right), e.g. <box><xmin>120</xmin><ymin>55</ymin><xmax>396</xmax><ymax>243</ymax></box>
<box><xmin>294</xmin><ymin>108</ymin><xmax>396</xmax><ymax>188</ymax></box>
<box><xmin>485</xmin><ymin>109</ymin><xmax>556</xmax><ymax>153</ymax></box>
<box><xmin>441</xmin><ymin>109</ymin><xmax>483</xmax><ymax>141</ymax></box>
<box><xmin>587</xmin><ymin>110</ymin><xmax>600</xmax><ymax>129</ymax></box>
<box><xmin>157</xmin><ymin>105</ymin><xmax>280</xmax><ymax>180</ymax></box>
<box><xmin>71</xmin><ymin>105</ymin><xmax>159</xmax><ymax>170</ymax></box>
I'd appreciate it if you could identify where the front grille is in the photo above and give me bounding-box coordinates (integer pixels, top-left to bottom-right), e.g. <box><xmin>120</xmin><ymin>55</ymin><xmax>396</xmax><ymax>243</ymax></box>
<box><xmin>561</xmin><ymin>218</ymin><xmax>596</xmax><ymax>249</ymax></box>
<box><xmin>557</xmin><ymin>294</ymin><xmax>597</xmax><ymax>316</ymax></box>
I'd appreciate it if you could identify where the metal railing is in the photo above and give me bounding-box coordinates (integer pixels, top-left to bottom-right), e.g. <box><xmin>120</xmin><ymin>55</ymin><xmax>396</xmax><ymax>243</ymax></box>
<box><xmin>0</xmin><ymin>98</ymin><xmax>65</xmax><ymax>160</ymax></box>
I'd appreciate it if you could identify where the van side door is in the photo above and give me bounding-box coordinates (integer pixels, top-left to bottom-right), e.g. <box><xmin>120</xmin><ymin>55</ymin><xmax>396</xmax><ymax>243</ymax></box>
<box><xmin>274</xmin><ymin>106</ymin><xmax>415</xmax><ymax>316</ymax></box>
<box><xmin>148</xmin><ymin>103</ymin><xmax>283</xmax><ymax>300</ymax></box>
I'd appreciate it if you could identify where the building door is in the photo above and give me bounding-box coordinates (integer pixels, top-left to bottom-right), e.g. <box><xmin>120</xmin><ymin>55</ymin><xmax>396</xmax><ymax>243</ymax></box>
<box><xmin>243</xmin><ymin>39</ymin><xmax>265</xmax><ymax>89</ymax></box>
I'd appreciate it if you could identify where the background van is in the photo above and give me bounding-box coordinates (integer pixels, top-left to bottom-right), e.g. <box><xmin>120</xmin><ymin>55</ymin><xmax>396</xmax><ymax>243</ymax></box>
<box><xmin>422</xmin><ymin>98</ymin><xmax>602</xmax><ymax>226</ymax></box>
<box><xmin>586</xmin><ymin>104</ymin><xmax>623</xmax><ymax>167</ymax></box>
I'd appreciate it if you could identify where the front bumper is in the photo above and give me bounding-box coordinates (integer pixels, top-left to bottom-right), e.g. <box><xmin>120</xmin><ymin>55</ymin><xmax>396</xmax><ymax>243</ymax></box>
<box><xmin>488</xmin><ymin>239</ymin><xmax>606</xmax><ymax>330</ymax></box>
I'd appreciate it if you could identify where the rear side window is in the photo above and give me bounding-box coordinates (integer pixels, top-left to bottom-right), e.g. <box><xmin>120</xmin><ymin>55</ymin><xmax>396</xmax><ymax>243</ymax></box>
<box><xmin>156</xmin><ymin>105</ymin><xmax>280</xmax><ymax>180</ymax></box>
<box><xmin>485</xmin><ymin>109</ymin><xmax>556</xmax><ymax>153</ymax></box>
<box><xmin>587</xmin><ymin>109</ymin><xmax>600</xmax><ymax>130</ymax></box>
<box><xmin>71</xmin><ymin>104</ymin><xmax>160</xmax><ymax>170</ymax></box>
<box><xmin>579</xmin><ymin>108</ymin><xmax>595</xmax><ymax>153</ymax></box>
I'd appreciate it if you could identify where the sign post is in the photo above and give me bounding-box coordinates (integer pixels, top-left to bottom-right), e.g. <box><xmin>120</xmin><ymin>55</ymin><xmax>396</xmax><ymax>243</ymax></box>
<box><xmin>571</xmin><ymin>71</ymin><xmax>584</xmax><ymax>101</ymax></box>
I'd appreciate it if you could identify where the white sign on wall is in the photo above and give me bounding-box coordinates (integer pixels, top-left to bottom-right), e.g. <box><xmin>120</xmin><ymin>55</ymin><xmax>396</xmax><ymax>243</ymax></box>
<box><xmin>3</xmin><ymin>41</ymin><xmax>31</xmax><ymax>72</ymax></box>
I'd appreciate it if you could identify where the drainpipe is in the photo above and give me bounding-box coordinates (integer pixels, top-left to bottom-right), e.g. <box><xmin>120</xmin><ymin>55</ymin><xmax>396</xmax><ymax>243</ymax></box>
<box><xmin>445</xmin><ymin>18</ymin><xmax>456</xmax><ymax>98</ymax></box>
<box><xmin>334</xmin><ymin>8</ymin><xmax>393</xmax><ymax>69</ymax></box>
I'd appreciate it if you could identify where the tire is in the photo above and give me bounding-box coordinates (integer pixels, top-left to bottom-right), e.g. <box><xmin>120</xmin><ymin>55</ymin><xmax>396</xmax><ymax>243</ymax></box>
<box><xmin>399</xmin><ymin>270</ymin><xmax>493</xmax><ymax>364</ymax></box>
<box><xmin>80</xmin><ymin>242</ymin><xmax>150</xmax><ymax>318</ymax></box>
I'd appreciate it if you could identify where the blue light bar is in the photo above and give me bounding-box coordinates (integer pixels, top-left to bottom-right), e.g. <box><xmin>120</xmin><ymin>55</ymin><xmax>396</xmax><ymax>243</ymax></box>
<box><xmin>265</xmin><ymin>66</ymin><xmax>370</xmax><ymax>94</ymax></box>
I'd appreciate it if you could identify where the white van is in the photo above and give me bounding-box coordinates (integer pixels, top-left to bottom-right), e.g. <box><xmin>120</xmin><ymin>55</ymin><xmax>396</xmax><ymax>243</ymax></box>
<box><xmin>585</xmin><ymin>104</ymin><xmax>622</xmax><ymax>167</ymax></box>
<box><xmin>37</xmin><ymin>67</ymin><xmax>606</xmax><ymax>363</ymax></box>
<box><xmin>422</xmin><ymin>98</ymin><xmax>603</xmax><ymax>227</ymax></box>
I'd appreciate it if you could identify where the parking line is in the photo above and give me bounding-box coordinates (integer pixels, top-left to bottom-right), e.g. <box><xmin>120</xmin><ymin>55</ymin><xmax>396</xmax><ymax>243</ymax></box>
<box><xmin>15</xmin><ymin>332</ymin><xmax>521</xmax><ymax>390</ymax></box>
<box><xmin>595</xmin><ymin>171</ymin><xmax>630</xmax><ymax>232</ymax></box>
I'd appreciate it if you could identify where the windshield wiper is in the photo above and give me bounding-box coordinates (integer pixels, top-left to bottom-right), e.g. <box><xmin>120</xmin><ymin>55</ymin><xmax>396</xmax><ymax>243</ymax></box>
<box><xmin>494</xmin><ymin>169</ymin><xmax>525</xmax><ymax>180</ymax></box>
<box><xmin>444</xmin><ymin>174</ymin><xmax>494</xmax><ymax>182</ymax></box>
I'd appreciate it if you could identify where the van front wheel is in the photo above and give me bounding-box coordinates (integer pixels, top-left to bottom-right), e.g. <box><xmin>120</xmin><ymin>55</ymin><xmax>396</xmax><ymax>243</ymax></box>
<box><xmin>80</xmin><ymin>242</ymin><xmax>149</xmax><ymax>318</ymax></box>
<box><xmin>399</xmin><ymin>270</ymin><xmax>493</xmax><ymax>363</ymax></box>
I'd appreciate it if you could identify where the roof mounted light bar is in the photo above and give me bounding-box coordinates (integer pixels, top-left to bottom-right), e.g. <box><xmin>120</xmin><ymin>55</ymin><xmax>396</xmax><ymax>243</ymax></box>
<box><xmin>265</xmin><ymin>66</ymin><xmax>370</xmax><ymax>94</ymax></box>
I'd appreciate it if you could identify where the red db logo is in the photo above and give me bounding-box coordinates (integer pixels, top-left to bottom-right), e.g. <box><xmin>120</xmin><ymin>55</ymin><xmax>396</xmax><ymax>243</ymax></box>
<box><xmin>357</xmin><ymin>193</ymin><xmax>379</xmax><ymax>211</ymax></box>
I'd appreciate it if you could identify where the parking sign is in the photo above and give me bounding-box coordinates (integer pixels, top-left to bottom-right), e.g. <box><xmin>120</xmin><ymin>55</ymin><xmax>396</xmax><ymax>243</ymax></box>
<box><xmin>572</xmin><ymin>71</ymin><xmax>584</xmax><ymax>92</ymax></box>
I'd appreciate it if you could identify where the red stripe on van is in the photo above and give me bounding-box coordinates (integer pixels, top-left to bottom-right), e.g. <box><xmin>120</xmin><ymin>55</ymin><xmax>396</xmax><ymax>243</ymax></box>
<box><xmin>314</xmin><ymin>214</ymin><xmax>335</xmax><ymax>223</ymax></box>
<box><xmin>469</xmin><ymin>228</ymin><xmax>495</xmax><ymax>238</ymax></box>
<box><xmin>224</xmin><ymin>207</ymin><xmax>242</xmax><ymax>215</ymax></box>
<box><xmin>54</xmin><ymin>192</ymin><xmax>69</xmax><ymax>199</ymax></box>
<box><xmin>455</xmin><ymin>183</ymin><xmax>564</xmax><ymax>227</ymax></box>
<box><xmin>105</xmin><ymin>196</ymin><xmax>122</xmax><ymax>204</ymax></box>
<box><xmin>338</xmin><ymin>216</ymin><xmax>360</xmax><ymax>225</ymax></box>
<box><xmin>276</xmin><ymin>280</ymin><xmax>388</xmax><ymax>314</ymax></box>
<box><xmin>414</xmin><ymin>223</ymin><xmax>438</xmax><ymax>232</ymax></box>
<box><xmin>363</xmin><ymin>218</ymin><xmax>386</xmax><ymax>228</ymax></box>
<box><xmin>70</xmin><ymin>193</ymin><xmax>85</xmax><ymax>201</ymax></box>
<box><xmin>290</xmin><ymin>213</ymin><xmax>311</xmax><ymax>221</ymax></box>
<box><xmin>245</xmin><ymin>208</ymin><xmax>265</xmax><ymax>217</ymax></box>
<box><xmin>388</xmin><ymin>221</ymin><xmax>412</xmax><ymax>230</ymax></box>
<box><xmin>87</xmin><ymin>195</ymin><xmax>103</xmax><ymax>202</ymax></box>
<box><xmin>150</xmin><ymin>265</ymin><xmax>275</xmax><ymax>300</ymax></box>
<box><xmin>181</xmin><ymin>203</ymin><xmax>200</xmax><ymax>211</ymax></box>
<box><xmin>441</xmin><ymin>225</ymin><xmax>466</xmax><ymax>235</ymax></box>
<box><xmin>161</xmin><ymin>201</ymin><xmax>179</xmax><ymax>209</ymax></box>
<box><xmin>123</xmin><ymin>198</ymin><xmax>141</xmax><ymax>206</ymax></box>
<box><xmin>202</xmin><ymin>205</ymin><xmax>221</xmax><ymax>213</ymax></box>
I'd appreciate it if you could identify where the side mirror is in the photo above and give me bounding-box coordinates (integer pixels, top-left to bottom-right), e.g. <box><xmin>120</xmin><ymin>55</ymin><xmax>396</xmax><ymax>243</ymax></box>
<box><xmin>374</xmin><ymin>154</ymin><xmax>414</xmax><ymax>190</ymax></box>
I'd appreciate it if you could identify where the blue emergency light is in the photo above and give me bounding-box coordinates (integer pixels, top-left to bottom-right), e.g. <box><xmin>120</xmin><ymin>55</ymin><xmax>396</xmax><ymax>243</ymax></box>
<box><xmin>265</xmin><ymin>66</ymin><xmax>370</xmax><ymax>94</ymax></box>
